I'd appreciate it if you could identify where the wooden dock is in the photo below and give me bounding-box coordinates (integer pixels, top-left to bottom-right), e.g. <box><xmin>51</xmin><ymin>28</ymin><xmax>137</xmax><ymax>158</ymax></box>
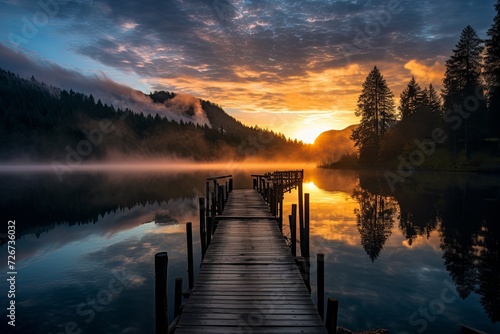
<box><xmin>174</xmin><ymin>189</ymin><xmax>328</xmax><ymax>333</ymax></box>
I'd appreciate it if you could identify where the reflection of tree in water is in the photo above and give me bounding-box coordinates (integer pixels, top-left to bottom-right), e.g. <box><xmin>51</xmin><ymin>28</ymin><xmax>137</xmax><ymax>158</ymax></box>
<box><xmin>353</xmin><ymin>172</ymin><xmax>499</xmax><ymax>322</ymax></box>
<box><xmin>440</xmin><ymin>181</ymin><xmax>500</xmax><ymax>322</ymax></box>
<box><xmin>352</xmin><ymin>184</ymin><xmax>397</xmax><ymax>262</ymax></box>
<box><xmin>397</xmin><ymin>190</ymin><xmax>439</xmax><ymax>246</ymax></box>
<box><xmin>477</xmin><ymin>222</ymin><xmax>500</xmax><ymax>323</ymax></box>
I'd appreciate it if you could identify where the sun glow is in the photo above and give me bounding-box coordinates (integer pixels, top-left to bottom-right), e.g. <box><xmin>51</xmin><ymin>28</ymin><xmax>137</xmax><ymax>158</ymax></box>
<box><xmin>294</xmin><ymin>124</ymin><xmax>331</xmax><ymax>144</ymax></box>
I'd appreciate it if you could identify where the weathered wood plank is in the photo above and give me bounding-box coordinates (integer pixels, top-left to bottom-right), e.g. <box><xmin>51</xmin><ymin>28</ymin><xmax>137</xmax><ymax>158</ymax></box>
<box><xmin>174</xmin><ymin>189</ymin><xmax>327</xmax><ymax>333</ymax></box>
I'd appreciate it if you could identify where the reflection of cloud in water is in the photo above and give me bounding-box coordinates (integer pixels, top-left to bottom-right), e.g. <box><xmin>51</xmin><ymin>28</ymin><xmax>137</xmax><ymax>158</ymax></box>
<box><xmin>2</xmin><ymin>210</ymin><xmax>200</xmax><ymax>333</ymax></box>
<box><xmin>3</xmin><ymin>197</ymin><xmax>198</xmax><ymax>270</ymax></box>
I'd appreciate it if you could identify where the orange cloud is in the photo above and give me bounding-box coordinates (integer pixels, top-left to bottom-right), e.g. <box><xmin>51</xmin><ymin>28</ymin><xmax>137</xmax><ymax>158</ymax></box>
<box><xmin>403</xmin><ymin>59</ymin><xmax>445</xmax><ymax>86</ymax></box>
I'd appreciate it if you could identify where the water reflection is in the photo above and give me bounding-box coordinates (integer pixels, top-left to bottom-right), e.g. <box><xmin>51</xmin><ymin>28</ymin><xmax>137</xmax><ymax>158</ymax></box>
<box><xmin>0</xmin><ymin>167</ymin><xmax>498</xmax><ymax>333</ymax></box>
<box><xmin>305</xmin><ymin>169</ymin><xmax>500</xmax><ymax>328</ymax></box>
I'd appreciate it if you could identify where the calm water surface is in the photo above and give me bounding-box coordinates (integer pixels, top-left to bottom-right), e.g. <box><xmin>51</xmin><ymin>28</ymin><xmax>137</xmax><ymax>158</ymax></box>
<box><xmin>0</xmin><ymin>166</ymin><xmax>499</xmax><ymax>334</ymax></box>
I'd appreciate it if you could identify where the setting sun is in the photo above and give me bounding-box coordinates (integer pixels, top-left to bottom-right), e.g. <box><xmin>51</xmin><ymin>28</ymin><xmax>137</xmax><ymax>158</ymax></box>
<box><xmin>294</xmin><ymin>124</ymin><xmax>331</xmax><ymax>144</ymax></box>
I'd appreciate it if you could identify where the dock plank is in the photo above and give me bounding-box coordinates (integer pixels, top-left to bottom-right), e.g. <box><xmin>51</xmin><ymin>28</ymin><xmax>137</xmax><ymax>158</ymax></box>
<box><xmin>174</xmin><ymin>189</ymin><xmax>327</xmax><ymax>334</ymax></box>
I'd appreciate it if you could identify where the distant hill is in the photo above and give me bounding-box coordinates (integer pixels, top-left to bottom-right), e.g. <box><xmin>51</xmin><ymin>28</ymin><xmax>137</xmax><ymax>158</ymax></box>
<box><xmin>0</xmin><ymin>68</ymin><xmax>312</xmax><ymax>162</ymax></box>
<box><xmin>313</xmin><ymin>125</ymin><xmax>358</xmax><ymax>164</ymax></box>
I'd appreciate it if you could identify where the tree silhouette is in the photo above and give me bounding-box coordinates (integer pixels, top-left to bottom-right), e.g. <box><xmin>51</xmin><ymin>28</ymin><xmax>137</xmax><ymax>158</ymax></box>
<box><xmin>485</xmin><ymin>0</ymin><xmax>500</xmax><ymax>140</ymax></box>
<box><xmin>442</xmin><ymin>26</ymin><xmax>487</xmax><ymax>156</ymax></box>
<box><xmin>351</xmin><ymin>66</ymin><xmax>396</xmax><ymax>162</ymax></box>
<box><xmin>399</xmin><ymin>77</ymin><xmax>424</xmax><ymax>121</ymax></box>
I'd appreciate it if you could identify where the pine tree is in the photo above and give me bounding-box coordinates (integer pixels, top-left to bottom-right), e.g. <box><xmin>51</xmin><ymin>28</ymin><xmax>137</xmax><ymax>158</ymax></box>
<box><xmin>425</xmin><ymin>84</ymin><xmax>442</xmax><ymax>116</ymax></box>
<box><xmin>442</xmin><ymin>26</ymin><xmax>487</xmax><ymax>155</ymax></box>
<box><xmin>485</xmin><ymin>0</ymin><xmax>500</xmax><ymax>139</ymax></box>
<box><xmin>351</xmin><ymin>66</ymin><xmax>396</xmax><ymax>162</ymax></box>
<box><xmin>399</xmin><ymin>77</ymin><xmax>423</xmax><ymax>120</ymax></box>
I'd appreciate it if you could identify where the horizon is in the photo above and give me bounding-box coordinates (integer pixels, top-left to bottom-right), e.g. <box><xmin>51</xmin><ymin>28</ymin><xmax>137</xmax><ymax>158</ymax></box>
<box><xmin>0</xmin><ymin>0</ymin><xmax>497</xmax><ymax>143</ymax></box>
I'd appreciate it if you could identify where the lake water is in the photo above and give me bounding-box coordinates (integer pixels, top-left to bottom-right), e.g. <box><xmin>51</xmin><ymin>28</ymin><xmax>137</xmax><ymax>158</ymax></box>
<box><xmin>0</xmin><ymin>165</ymin><xmax>499</xmax><ymax>334</ymax></box>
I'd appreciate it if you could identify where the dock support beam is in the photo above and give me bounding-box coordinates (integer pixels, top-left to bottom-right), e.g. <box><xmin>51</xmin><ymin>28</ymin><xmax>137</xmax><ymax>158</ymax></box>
<box><xmin>174</xmin><ymin>278</ymin><xmax>183</xmax><ymax>318</ymax></box>
<box><xmin>199</xmin><ymin>198</ymin><xmax>206</xmax><ymax>258</ymax></box>
<box><xmin>304</xmin><ymin>193</ymin><xmax>310</xmax><ymax>258</ymax></box>
<box><xmin>290</xmin><ymin>204</ymin><xmax>297</xmax><ymax>257</ymax></box>
<box><xmin>298</xmin><ymin>181</ymin><xmax>304</xmax><ymax>255</ymax></box>
<box><xmin>186</xmin><ymin>222</ymin><xmax>194</xmax><ymax>290</ymax></box>
<box><xmin>326</xmin><ymin>298</ymin><xmax>339</xmax><ymax>334</ymax></box>
<box><xmin>155</xmin><ymin>252</ymin><xmax>168</xmax><ymax>334</ymax></box>
<box><xmin>317</xmin><ymin>253</ymin><xmax>325</xmax><ymax>320</ymax></box>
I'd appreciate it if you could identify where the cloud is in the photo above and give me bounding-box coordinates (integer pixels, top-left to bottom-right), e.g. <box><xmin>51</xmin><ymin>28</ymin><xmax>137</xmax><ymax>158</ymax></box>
<box><xmin>404</xmin><ymin>59</ymin><xmax>446</xmax><ymax>86</ymax></box>
<box><xmin>0</xmin><ymin>43</ymin><xmax>211</xmax><ymax>126</ymax></box>
<box><xmin>1</xmin><ymin>0</ymin><xmax>497</xmax><ymax>138</ymax></box>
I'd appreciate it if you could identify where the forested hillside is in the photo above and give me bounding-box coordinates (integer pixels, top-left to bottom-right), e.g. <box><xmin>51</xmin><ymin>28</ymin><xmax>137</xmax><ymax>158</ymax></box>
<box><xmin>0</xmin><ymin>68</ymin><xmax>312</xmax><ymax>162</ymax></box>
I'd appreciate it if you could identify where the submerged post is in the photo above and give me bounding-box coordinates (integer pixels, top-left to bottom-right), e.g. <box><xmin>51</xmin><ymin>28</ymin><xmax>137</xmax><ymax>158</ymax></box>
<box><xmin>174</xmin><ymin>278</ymin><xmax>183</xmax><ymax>318</ymax></box>
<box><xmin>186</xmin><ymin>222</ymin><xmax>194</xmax><ymax>290</ymax></box>
<box><xmin>317</xmin><ymin>253</ymin><xmax>325</xmax><ymax>320</ymax></box>
<box><xmin>326</xmin><ymin>298</ymin><xmax>339</xmax><ymax>334</ymax></box>
<box><xmin>155</xmin><ymin>252</ymin><xmax>168</xmax><ymax>334</ymax></box>
<box><xmin>291</xmin><ymin>204</ymin><xmax>297</xmax><ymax>257</ymax></box>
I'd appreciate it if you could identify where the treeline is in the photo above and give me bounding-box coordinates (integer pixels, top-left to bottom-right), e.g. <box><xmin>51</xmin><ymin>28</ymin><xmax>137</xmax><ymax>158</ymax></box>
<box><xmin>0</xmin><ymin>68</ymin><xmax>311</xmax><ymax>162</ymax></box>
<box><xmin>346</xmin><ymin>1</ymin><xmax>500</xmax><ymax>170</ymax></box>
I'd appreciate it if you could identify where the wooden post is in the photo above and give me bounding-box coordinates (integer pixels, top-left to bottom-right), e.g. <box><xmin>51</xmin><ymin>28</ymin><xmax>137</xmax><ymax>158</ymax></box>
<box><xmin>174</xmin><ymin>278</ymin><xmax>183</xmax><ymax>318</ymax></box>
<box><xmin>278</xmin><ymin>182</ymin><xmax>283</xmax><ymax>232</ymax></box>
<box><xmin>317</xmin><ymin>253</ymin><xmax>325</xmax><ymax>320</ymax></box>
<box><xmin>273</xmin><ymin>182</ymin><xmax>277</xmax><ymax>216</ymax></box>
<box><xmin>253</xmin><ymin>178</ymin><xmax>257</xmax><ymax>189</ymax></box>
<box><xmin>186</xmin><ymin>222</ymin><xmax>194</xmax><ymax>290</ymax></box>
<box><xmin>218</xmin><ymin>185</ymin><xmax>224</xmax><ymax>214</ymax></box>
<box><xmin>326</xmin><ymin>298</ymin><xmax>339</xmax><ymax>334</ymax></box>
<box><xmin>205</xmin><ymin>181</ymin><xmax>210</xmax><ymax>218</ymax></box>
<box><xmin>199</xmin><ymin>198</ymin><xmax>206</xmax><ymax>258</ymax></box>
<box><xmin>298</xmin><ymin>181</ymin><xmax>304</xmax><ymax>255</ymax></box>
<box><xmin>304</xmin><ymin>193</ymin><xmax>310</xmax><ymax>258</ymax></box>
<box><xmin>211</xmin><ymin>191</ymin><xmax>216</xmax><ymax>225</ymax></box>
<box><xmin>291</xmin><ymin>204</ymin><xmax>297</xmax><ymax>257</ymax></box>
<box><xmin>229</xmin><ymin>178</ymin><xmax>233</xmax><ymax>192</ymax></box>
<box><xmin>155</xmin><ymin>252</ymin><xmax>168</xmax><ymax>334</ymax></box>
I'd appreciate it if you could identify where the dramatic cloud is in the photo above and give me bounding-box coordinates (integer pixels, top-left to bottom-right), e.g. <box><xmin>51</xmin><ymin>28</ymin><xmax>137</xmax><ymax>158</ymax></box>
<box><xmin>0</xmin><ymin>0</ymin><xmax>497</xmax><ymax>141</ymax></box>
<box><xmin>0</xmin><ymin>43</ymin><xmax>211</xmax><ymax>126</ymax></box>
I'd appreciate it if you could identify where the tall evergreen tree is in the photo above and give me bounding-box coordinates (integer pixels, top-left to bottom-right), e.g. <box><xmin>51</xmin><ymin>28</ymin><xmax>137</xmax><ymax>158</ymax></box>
<box><xmin>425</xmin><ymin>84</ymin><xmax>442</xmax><ymax>116</ymax></box>
<box><xmin>399</xmin><ymin>77</ymin><xmax>424</xmax><ymax>120</ymax></box>
<box><xmin>351</xmin><ymin>66</ymin><xmax>396</xmax><ymax>162</ymax></box>
<box><xmin>485</xmin><ymin>0</ymin><xmax>500</xmax><ymax>140</ymax></box>
<box><xmin>442</xmin><ymin>26</ymin><xmax>487</xmax><ymax>155</ymax></box>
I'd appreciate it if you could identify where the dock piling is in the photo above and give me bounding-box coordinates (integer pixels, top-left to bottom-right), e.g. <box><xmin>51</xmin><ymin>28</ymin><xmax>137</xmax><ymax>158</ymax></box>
<box><xmin>154</xmin><ymin>252</ymin><xmax>168</xmax><ymax>334</ymax></box>
<box><xmin>304</xmin><ymin>193</ymin><xmax>310</xmax><ymax>258</ymax></box>
<box><xmin>326</xmin><ymin>298</ymin><xmax>339</xmax><ymax>334</ymax></box>
<box><xmin>298</xmin><ymin>181</ymin><xmax>304</xmax><ymax>255</ymax></box>
<box><xmin>174</xmin><ymin>278</ymin><xmax>183</xmax><ymax>318</ymax></box>
<box><xmin>317</xmin><ymin>253</ymin><xmax>325</xmax><ymax>320</ymax></box>
<box><xmin>290</xmin><ymin>204</ymin><xmax>297</xmax><ymax>256</ymax></box>
<box><xmin>186</xmin><ymin>222</ymin><xmax>194</xmax><ymax>290</ymax></box>
<box><xmin>199</xmin><ymin>198</ymin><xmax>206</xmax><ymax>258</ymax></box>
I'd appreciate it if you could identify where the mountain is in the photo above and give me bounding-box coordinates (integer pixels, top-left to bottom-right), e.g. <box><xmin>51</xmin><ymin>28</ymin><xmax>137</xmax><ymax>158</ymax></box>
<box><xmin>0</xmin><ymin>68</ymin><xmax>312</xmax><ymax>162</ymax></box>
<box><xmin>313</xmin><ymin>125</ymin><xmax>358</xmax><ymax>164</ymax></box>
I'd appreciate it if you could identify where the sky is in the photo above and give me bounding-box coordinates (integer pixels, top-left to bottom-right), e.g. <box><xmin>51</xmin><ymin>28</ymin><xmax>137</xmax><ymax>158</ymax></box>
<box><xmin>0</xmin><ymin>0</ymin><xmax>497</xmax><ymax>143</ymax></box>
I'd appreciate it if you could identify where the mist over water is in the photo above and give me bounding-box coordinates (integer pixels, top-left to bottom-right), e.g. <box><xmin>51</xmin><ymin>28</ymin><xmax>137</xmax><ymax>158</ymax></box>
<box><xmin>0</xmin><ymin>161</ymin><xmax>315</xmax><ymax>174</ymax></box>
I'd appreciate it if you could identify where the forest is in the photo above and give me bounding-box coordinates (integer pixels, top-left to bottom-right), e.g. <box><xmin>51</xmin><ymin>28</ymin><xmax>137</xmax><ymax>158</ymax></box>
<box><xmin>0</xmin><ymin>68</ymin><xmax>312</xmax><ymax>163</ymax></box>
<box><xmin>330</xmin><ymin>2</ymin><xmax>500</xmax><ymax>172</ymax></box>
